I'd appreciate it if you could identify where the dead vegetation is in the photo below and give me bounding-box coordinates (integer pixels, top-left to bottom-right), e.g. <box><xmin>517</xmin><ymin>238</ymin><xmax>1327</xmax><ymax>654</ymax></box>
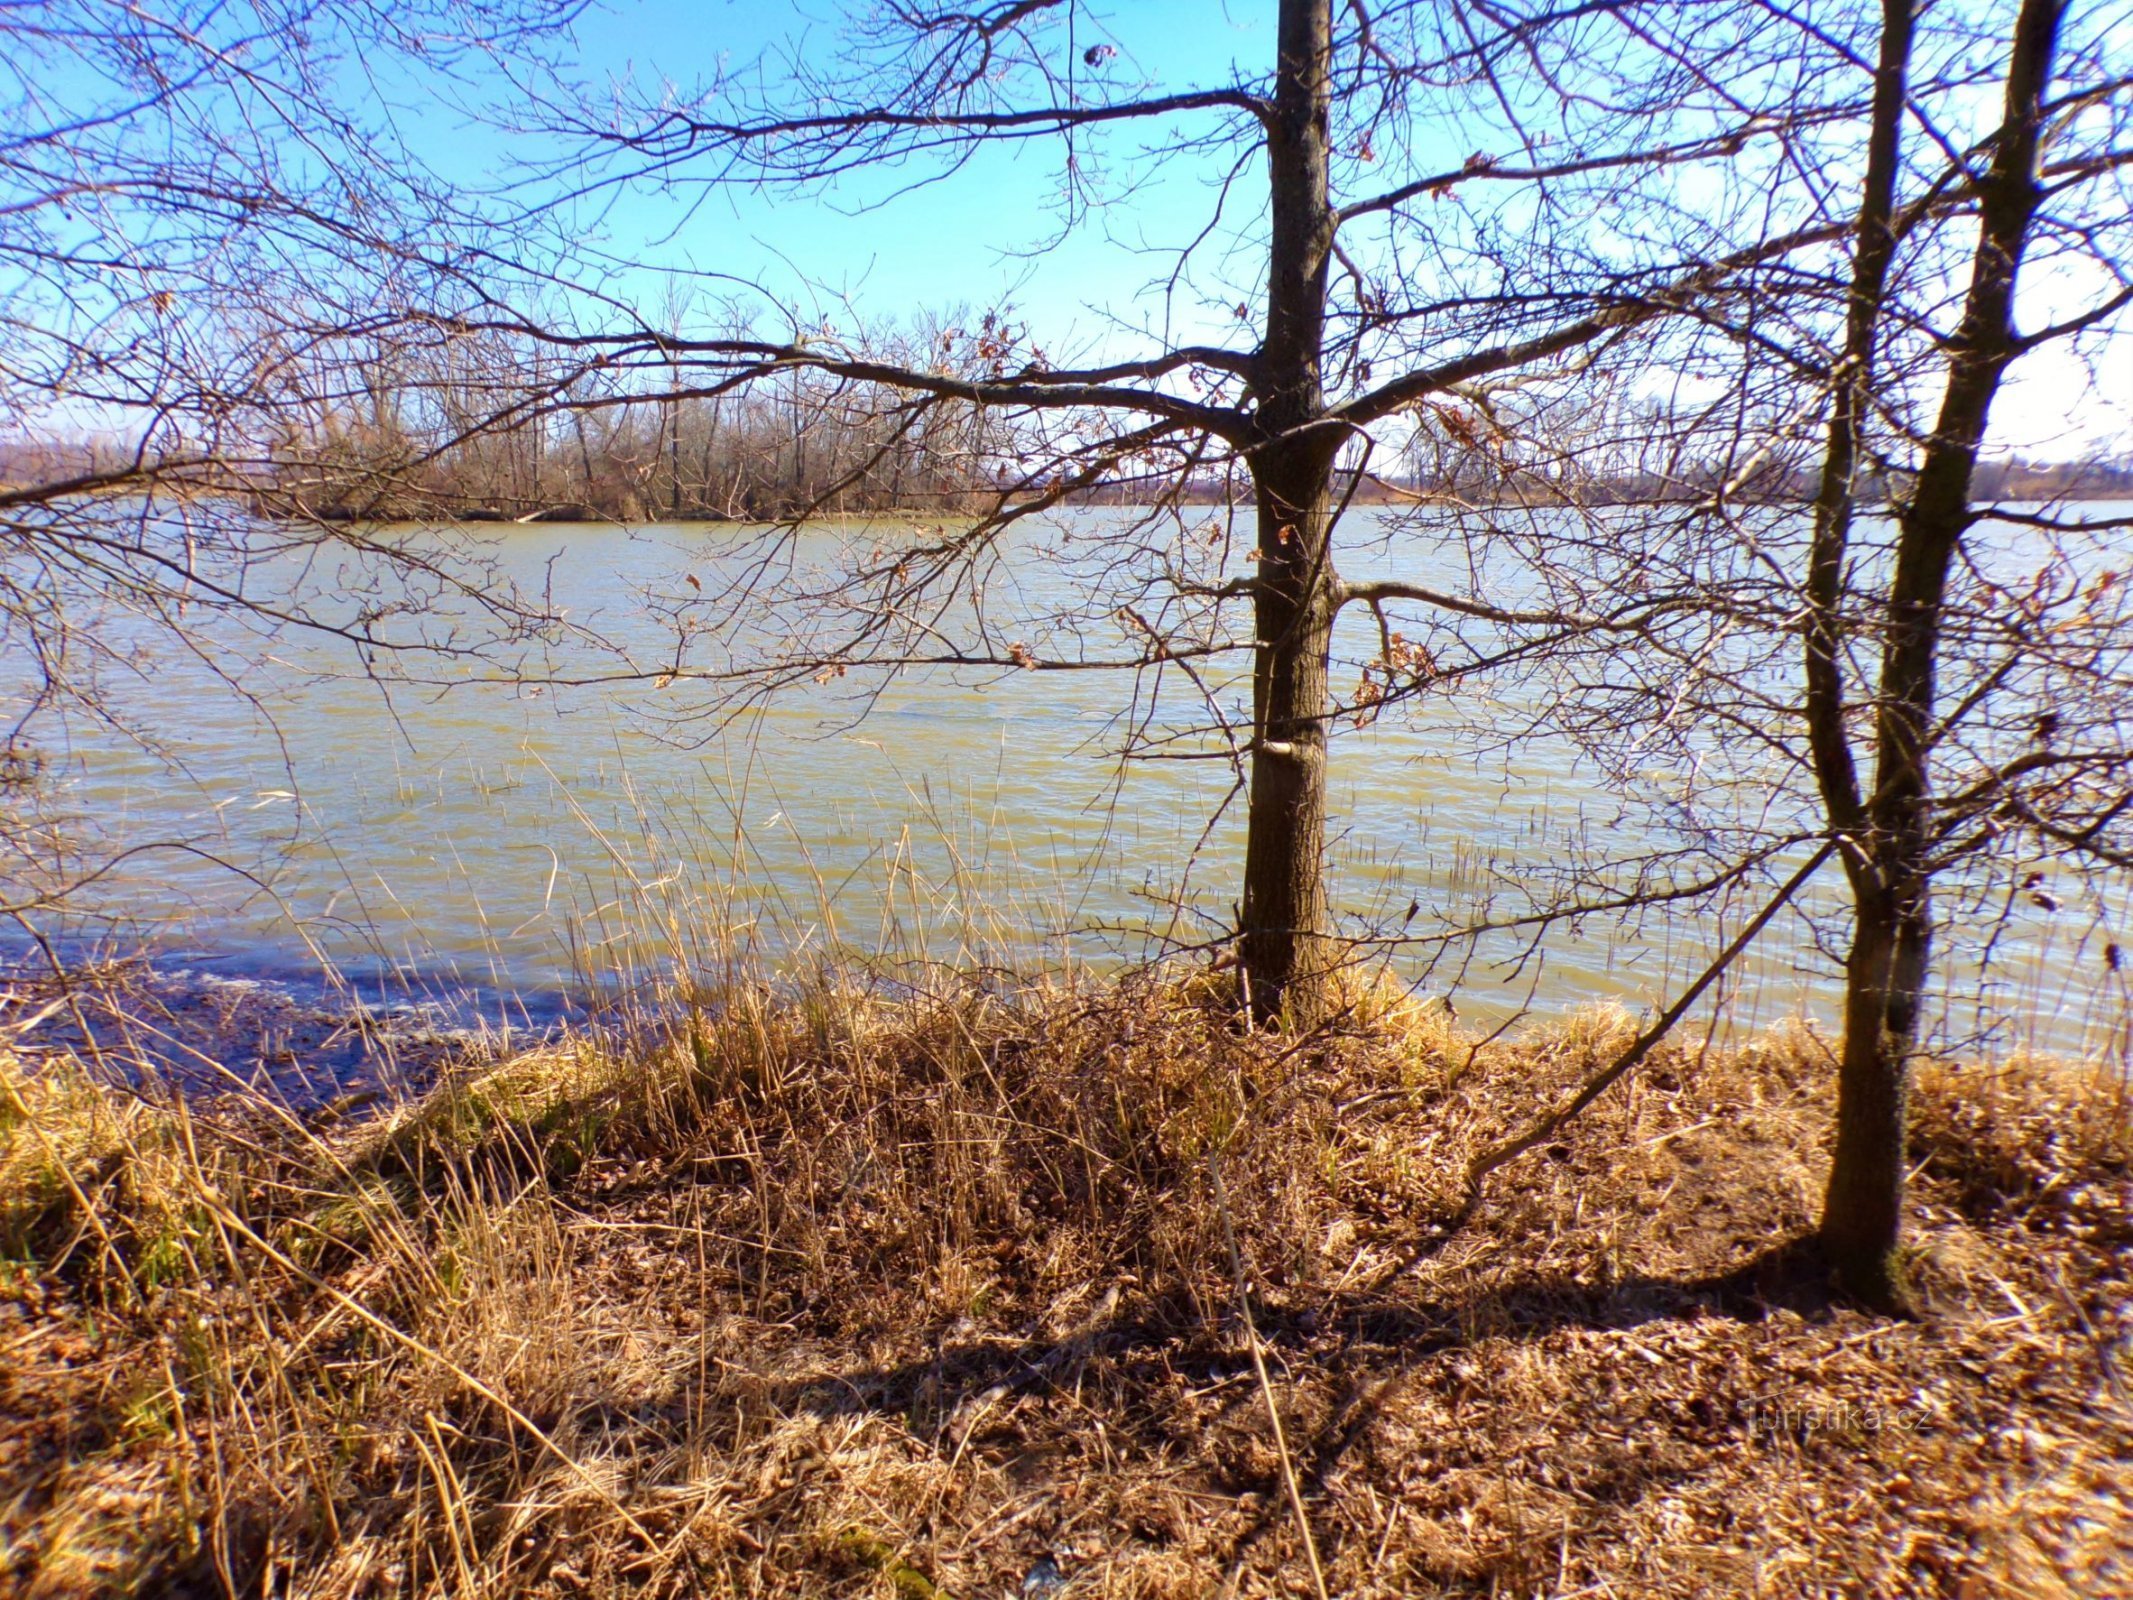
<box><xmin>0</xmin><ymin>972</ymin><xmax>2127</xmax><ymax>1598</ymax></box>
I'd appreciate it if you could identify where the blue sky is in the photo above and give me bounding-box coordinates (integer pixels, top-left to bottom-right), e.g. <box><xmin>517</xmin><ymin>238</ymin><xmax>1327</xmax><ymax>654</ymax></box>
<box><xmin>409</xmin><ymin>0</ymin><xmax>2125</xmax><ymax>454</ymax></box>
<box><xmin>507</xmin><ymin>1</ymin><xmax>1287</xmax><ymax>361</ymax></box>
<box><xmin>22</xmin><ymin>0</ymin><xmax>2122</xmax><ymax>454</ymax></box>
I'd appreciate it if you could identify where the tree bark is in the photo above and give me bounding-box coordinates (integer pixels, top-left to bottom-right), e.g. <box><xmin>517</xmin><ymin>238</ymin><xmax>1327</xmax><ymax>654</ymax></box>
<box><xmin>1241</xmin><ymin>448</ymin><xmax>1340</xmax><ymax>1025</ymax></box>
<box><xmin>1802</xmin><ymin>0</ymin><xmax>1912</xmax><ymax>858</ymax></box>
<box><xmin>1239</xmin><ymin>0</ymin><xmax>1341</xmax><ymax>1025</ymax></box>
<box><xmin>1819</xmin><ymin>0</ymin><xmax>2063</xmax><ymax>1310</ymax></box>
<box><xmin>1803</xmin><ymin>0</ymin><xmax>1914</xmax><ymax>1311</ymax></box>
<box><xmin>1822</xmin><ymin>884</ymin><xmax>1929</xmax><ymax>1308</ymax></box>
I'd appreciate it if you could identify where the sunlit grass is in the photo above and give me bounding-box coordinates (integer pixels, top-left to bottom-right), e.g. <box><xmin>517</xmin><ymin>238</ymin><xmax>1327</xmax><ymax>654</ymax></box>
<box><xmin>2</xmin><ymin>944</ymin><xmax>2126</xmax><ymax>1596</ymax></box>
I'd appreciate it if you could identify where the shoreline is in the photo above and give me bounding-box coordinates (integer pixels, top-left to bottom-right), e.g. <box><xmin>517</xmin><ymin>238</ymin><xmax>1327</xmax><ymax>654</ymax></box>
<box><xmin>295</xmin><ymin>482</ymin><xmax>2133</xmax><ymax>527</ymax></box>
<box><xmin>6</xmin><ymin>934</ymin><xmax>2123</xmax><ymax>1113</ymax></box>
<box><xmin>0</xmin><ymin>950</ymin><xmax>578</xmax><ymax>1109</ymax></box>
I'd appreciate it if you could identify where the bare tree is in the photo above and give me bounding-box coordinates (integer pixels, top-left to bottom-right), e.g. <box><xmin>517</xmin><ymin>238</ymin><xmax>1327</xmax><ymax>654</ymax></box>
<box><xmin>1805</xmin><ymin>0</ymin><xmax>2130</xmax><ymax>1308</ymax></box>
<box><xmin>1446</xmin><ymin>0</ymin><xmax>2132</xmax><ymax>1308</ymax></box>
<box><xmin>511</xmin><ymin>0</ymin><xmax>1893</xmax><ymax>1022</ymax></box>
<box><xmin>0</xmin><ymin>1</ymin><xmax>586</xmax><ymax>915</ymax></box>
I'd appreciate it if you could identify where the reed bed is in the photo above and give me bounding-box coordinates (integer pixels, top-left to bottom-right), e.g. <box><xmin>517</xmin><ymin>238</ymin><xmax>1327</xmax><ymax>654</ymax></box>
<box><xmin>1</xmin><ymin>969</ymin><xmax>2126</xmax><ymax>1598</ymax></box>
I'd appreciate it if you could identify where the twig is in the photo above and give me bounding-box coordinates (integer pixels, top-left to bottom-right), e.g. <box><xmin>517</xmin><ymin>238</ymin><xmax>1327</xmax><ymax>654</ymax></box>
<box><xmin>1207</xmin><ymin>1146</ymin><xmax>1331</xmax><ymax>1600</ymax></box>
<box><xmin>1459</xmin><ymin>840</ymin><xmax>1837</xmax><ymax>1211</ymax></box>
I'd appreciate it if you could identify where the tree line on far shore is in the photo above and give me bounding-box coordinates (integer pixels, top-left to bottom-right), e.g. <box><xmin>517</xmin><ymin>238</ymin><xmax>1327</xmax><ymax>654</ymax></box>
<box><xmin>242</xmin><ymin>322</ymin><xmax>1019</xmax><ymax>523</ymax></box>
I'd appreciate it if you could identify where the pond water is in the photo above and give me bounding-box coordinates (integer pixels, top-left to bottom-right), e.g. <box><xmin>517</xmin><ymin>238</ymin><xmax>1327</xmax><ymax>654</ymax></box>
<box><xmin>9</xmin><ymin>506</ymin><xmax>2127</xmax><ymax>1075</ymax></box>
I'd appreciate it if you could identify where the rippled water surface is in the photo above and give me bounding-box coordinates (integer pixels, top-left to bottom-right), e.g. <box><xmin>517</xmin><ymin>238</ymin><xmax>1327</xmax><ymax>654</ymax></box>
<box><xmin>15</xmin><ymin>509</ymin><xmax>2128</xmax><ymax>1062</ymax></box>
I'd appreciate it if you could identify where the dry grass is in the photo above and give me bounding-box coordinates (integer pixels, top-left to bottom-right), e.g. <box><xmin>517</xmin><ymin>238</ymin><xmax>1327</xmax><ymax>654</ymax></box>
<box><xmin>1</xmin><ymin>972</ymin><xmax>2127</xmax><ymax>1598</ymax></box>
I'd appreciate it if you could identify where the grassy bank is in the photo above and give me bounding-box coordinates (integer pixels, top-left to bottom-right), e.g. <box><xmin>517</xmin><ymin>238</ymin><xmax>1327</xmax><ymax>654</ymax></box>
<box><xmin>1</xmin><ymin>972</ymin><xmax>2127</xmax><ymax>1598</ymax></box>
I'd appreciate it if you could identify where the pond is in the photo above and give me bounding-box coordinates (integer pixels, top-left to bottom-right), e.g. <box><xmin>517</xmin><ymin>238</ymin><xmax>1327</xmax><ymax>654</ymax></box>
<box><xmin>8</xmin><ymin>506</ymin><xmax>2125</xmax><ymax>1081</ymax></box>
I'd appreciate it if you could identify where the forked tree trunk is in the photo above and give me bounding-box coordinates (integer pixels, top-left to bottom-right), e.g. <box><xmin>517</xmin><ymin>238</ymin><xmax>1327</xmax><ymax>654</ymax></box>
<box><xmin>1802</xmin><ymin>0</ymin><xmax>1915</xmax><ymax>1310</ymax></box>
<box><xmin>1238</xmin><ymin>0</ymin><xmax>1340</xmax><ymax>1025</ymax></box>
<box><xmin>1818</xmin><ymin>0</ymin><xmax>2063</xmax><ymax>1310</ymax></box>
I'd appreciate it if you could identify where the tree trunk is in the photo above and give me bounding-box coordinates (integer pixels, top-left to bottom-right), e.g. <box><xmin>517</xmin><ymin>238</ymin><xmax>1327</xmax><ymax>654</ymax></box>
<box><xmin>1819</xmin><ymin>0</ymin><xmax>2063</xmax><ymax>1310</ymax></box>
<box><xmin>1822</xmin><ymin>884</ymin><xmax>1930</xmax><ymax>1308</ymax></box>
<box><xmin>1803</xmin><ymin>0</ymin><xmax>1913</xmax><ymax>1310</ymax></box>
<box><xmin>668</xmin><ymin>385</ymin><xmax>684</xmax><ymax>520</ymax></box>
<box><xmin>1802</xmin><ymin>0</ymin><xmax>1911</xmax><ymax>853</ymax></box>
<box><xmin>1241</xmin><ymin>449</ymin><xmax>1339</xmax><ymax>1024</ymax></box>
<box><xmin>1239</xmin><ymin>0</ymin><xmax>1339</xmax><ymax>1025</ymax></box>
